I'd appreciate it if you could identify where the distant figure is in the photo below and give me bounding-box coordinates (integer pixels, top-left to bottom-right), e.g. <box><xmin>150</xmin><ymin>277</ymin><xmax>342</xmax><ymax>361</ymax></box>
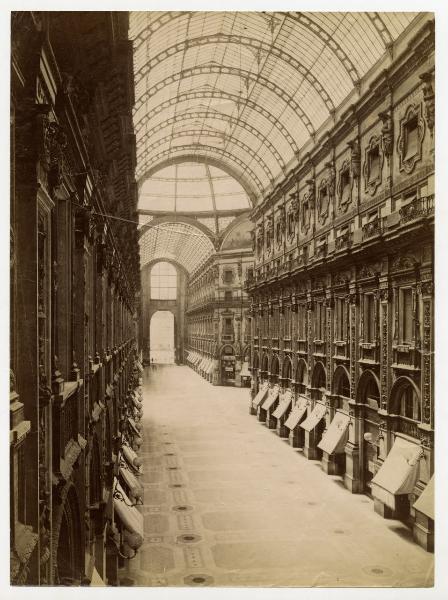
<box><xmin>151</xmin><ymin>357</ymin><xmax>155</xmax><ymax>371</ymax></box>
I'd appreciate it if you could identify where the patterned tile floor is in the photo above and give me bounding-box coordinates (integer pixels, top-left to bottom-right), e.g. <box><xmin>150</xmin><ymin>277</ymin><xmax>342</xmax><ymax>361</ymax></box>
<box><xmin>120</xmin><ymin>365</ymin><xmax>434</xmax><ymax>588</ymax></box>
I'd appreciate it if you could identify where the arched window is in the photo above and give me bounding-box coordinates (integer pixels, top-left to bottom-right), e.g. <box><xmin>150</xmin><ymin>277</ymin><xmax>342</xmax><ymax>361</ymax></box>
<box><xmin>365</xmin><ymin>377</ymin><xmax>380</xmax><ymax>410</ymax></box>
<box><xmin>312</xmin><ymin>362</ymin><xmax>327</xmax><ymax>400</ymax></box>
<box><xmin>334</xmin><ymin>368</ymin><xmax>350</xmax><ymax>399</ymax></box>
<box><xmin>261</xmin><ymin>353</ymin><xmax>269</xmax><ymax>373</ymax></box>
<box><xmin>151</xmin><ymin>261</ymin><xmax>177</xmax><ymax>300</ymax></box>
<box><xmin>270</xmin><ymin>355</ymin><xmax>279</xmax><ymax>378</ymax></box>
<box><xmin>397</xmin><ymin>381</ymin><xmax>421</xmax><ymax>421</ymax></box>
<box><xmin>282</xmin><ymin>357</ymin><xmax>292</xmax><ymax>381</ymax></box>
<box><xmin>295</xmin><ymin>359</ymin><xmax>308</xmax><ymax>394</ymax></box>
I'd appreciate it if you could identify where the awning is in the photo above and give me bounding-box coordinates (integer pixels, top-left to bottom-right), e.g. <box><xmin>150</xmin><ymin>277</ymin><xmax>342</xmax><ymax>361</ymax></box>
<box><xmin>261</xmin><ymin>385</ymin><xmax>280</xmax><ymax>411</ymax></box>
<box><xmin>413</xmin><ymin>475</ymin><xmax>434</xmax><ymax>520</ymax></box>
<box><xmin>300</xmin><ymin>402</ymin><xmax>327</xmax><ymax>432</ymax></box>
<box><xmin>285</xmin><ymin>396</ymin><xmax>308</xmax><ymax>430</ymax></box>
<box><xmin>272</xmin><ymin>389</ymin><xmax>293</xmax><ymax>419</ymax></box>
<box><xmin>90</xmin><ymin>567</ymin><xmax>106</xmax><ymax>586</ymax></box>
<box><xmin>128</xmin><ymin>417</ymin><xmax>141</xmax><ymax>435</ymax></box>
<box><xmin>318</xmin><ymin>412</ymin><xmax>350</xmax><ymax>454</ymax></box>
<box><xmin>240</xmin><ymin>362</ymin><xmax>251</xmax><ymax>378</ymax></box>
<box><xmin>120</xmin><ymin>464</ymin><xmax>144</xmax><ymax>501</ymax></box>
<box><xmin>252</xmin><ymin>382</ymin><xmax>269</xmax><ymax>408</ymax></box>
<box><xmin>122</xmin><ymin>444</ymin><xmax>143</xmax><ymax>474</ymax></box>
<box><xmin>113</xmin><ymin>479</ymin><xmax>144</xmax><ymax>549</ymax></box>
<box><xmin>135</xmin><ymin>360</ymin><xmax>143</xmax><ymax>373</ymax></box>
<box><xmin>371</xmin><ymin>436</ymin><xmax>423</xmax><ymax>509</ymax></box>
<box><xmin>207</xmin><ymin>360</ymin><xmax>215</xmax><ymax>375</ymax></box>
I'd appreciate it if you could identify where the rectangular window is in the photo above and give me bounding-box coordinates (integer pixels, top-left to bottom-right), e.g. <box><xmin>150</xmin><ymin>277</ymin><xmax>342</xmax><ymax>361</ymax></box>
<box><xmin>298</xmin><ymin>304</ymin><xmax>306</xmax><ymax>339</ymax></box>
<box><xmin>224</xmin><ymin>269</ymin><xmax>233</xmax><ymax>284</ymax></box>
<box><xmin>363</xmin><ymin>294</ymin><xmax>375</xmax><ymax>342</ymax></box>
<box><xmin>315</xmin><ymin>303</ymin><xmax>325</xmax><ymax>340</ymax></box>
<box><xmin>404</xmin><ymin>117</ymin><xmax>419</xmax><ymax>160</ymax></box>
<box><xmin>224</xmin><ymin>290</ymin><xmax>232</xmax><ymax>301</ymax></box>
<box><xmin>341</xmin><ymin>169</ymin><xmax>350</xmax><ymax>196</ymax></box>
<box><xmin>284</xmin><ymin>306</ymin><xmax>291</xmax><ymax>338</ymax></box>
<box><xmin>335</xmin><ymin>298</ymin><xmax>347</xmax><ymax>341</ymax></box>
<box><xmin>401</xmin><ymin>288</ymin><xmax>413</xmax><ymax>343</ymax></box>
<box><xmin>271</xmin><ymin>307</ymin><xmax>279</xmax><ymax>338</ymax></box>
<box><xmin>369</xmin><ymin>145</ymin><xmax>380</xmax><ymax>181</ymax></box>
<box><xmin>224</xmin><ymin>318</ymin><xmax>233</xmax><ymax>334</ymax></box>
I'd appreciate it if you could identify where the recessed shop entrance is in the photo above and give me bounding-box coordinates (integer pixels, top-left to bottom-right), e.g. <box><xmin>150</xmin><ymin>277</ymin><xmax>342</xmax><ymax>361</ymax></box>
<box><xmin>150</xmin><ymin>311</ymin><xmax>175</xmax><ymax>364</ymax></box>
<box><xmin>220</xmin><ymin>345</ymin><xmax>236</xmax><ymax>386</ymax></box>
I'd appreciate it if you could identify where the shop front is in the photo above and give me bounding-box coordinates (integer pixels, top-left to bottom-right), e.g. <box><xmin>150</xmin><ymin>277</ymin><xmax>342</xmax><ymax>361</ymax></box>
<box><xmin>220</xmin><ymin>346</ymin><xmax>236</xmax><ymax>386</ymax></box>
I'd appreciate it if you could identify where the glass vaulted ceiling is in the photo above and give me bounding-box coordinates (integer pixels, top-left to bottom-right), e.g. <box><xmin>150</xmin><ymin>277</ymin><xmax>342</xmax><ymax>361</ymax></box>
<box><xmin>139</xmin><ymin>221</ymin><xmax>215</xmax><ymax>274</ymax></box>
<box><xmin>131</xmin><ymin>11</ymin><xmax>419</xmax><ymax>274</ymax></box>
<box><xmin>130</xmin><ymin>11</ymin><xmax>418</xmax><ymax>199</ymax></box>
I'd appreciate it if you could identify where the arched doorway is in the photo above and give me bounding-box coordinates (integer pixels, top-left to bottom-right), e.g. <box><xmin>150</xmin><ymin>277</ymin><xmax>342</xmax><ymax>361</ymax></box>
<box><xmin>54</xmin><ymin>486</ymin><xmax>82</xmax><ymax>585</ymax></box>
<box><xmin>150</xmin><ymin>311</ymin><xmax>175</xmax><ymax>364</ymax></box>
<box><xmin>333</xmin><ymin>365</ymin><xmax>351</xmax><ymax>410</ymax></box>
<box><xmin>221</xmin><ymin>344</ymin><xmax>236</xmax><ymax>386</ymax></box>
<box><xmin>356</xmin><ymin>370</ymin><xmax>381</xmax><ymax>495</ymax></box>
<box><xmin>310</xmin><ymin>362</ymin><xmax>327</xmax><ymax>459</ymax></box>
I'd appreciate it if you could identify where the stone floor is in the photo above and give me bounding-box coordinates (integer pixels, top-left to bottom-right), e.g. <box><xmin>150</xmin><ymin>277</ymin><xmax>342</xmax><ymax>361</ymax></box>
<box><xmin>121</xmin><ymin>364</ymin><xmax>434</xmax><ymax>588</ymax></box>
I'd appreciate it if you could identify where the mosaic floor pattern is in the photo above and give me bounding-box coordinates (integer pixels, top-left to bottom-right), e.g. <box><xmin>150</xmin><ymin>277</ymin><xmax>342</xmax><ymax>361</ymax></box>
<box><xmin>120</xmin><ymin>365</ymin><xmax>434</xmax><ymax>588</ymax></box>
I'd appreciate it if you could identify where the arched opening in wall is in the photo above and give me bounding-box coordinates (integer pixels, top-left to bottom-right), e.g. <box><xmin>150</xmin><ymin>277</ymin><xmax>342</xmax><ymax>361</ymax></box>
<box><xmin>221</xmin><ymin>344</ymin><xmax>236</xmax><ymax>386</ymax></box>
<box><xmin>55</xmin><ymin>486</ymin><xmax>82</xmax><ymax>585</ymax></box>
<box><xmin>252</xmin><ymin>351</ymin><xmax>259</xmax><ymax>371</ymax></box>
<box><xmin>332</xmin><ymin>365</ymin><xmax>351</xmax><ymax>409</ymax></box>
<box><xmin>282</xmin><ymin>356</ymin><xmax>292</xmax><ymax>386</ymax></box>
<box><xmin>357</xmin><ymin>370</ymin><xmax>381</xmax><ymax>495</ymax></box>
<box><xmin>270</xmin><ymin>354</ymin><xmax>280</xmax><ymax>382</ymax></box>
<box><xmin>150</xmin><ymin>311</ymin><xmax>175</xmax><ymax>364</ymax></box>
<box><xmin>310</xmin><ymin>362</ymin><xmax>327</xmax><ymax>459</ymax></box>
<box><xmin>295</xmin><ymin>359</ymin><xmax>308</xmax><ymax>394</ymax></box>
<box><xmin>150</xmin><ymin>261</ymin><xmax>177</xmax><ymax>300</ymax></box>
<box><xmin>390</xmin><ymin>377</ymin><xmax>421</xmax><ymax>424</ymax></box>
<box><xmin>89</xmin><ymin>435</ymin><xmax>104</xmax><ymax>577</ymax></box>
<box><xmin>261</xmin><ymin>353</ymin><xmax>269</xmax><ymax>378</ymax></box>
<box><xmin>311</xmin><ymin>362</ymin><xmax>327</xmax><ymax>401</ymax></box>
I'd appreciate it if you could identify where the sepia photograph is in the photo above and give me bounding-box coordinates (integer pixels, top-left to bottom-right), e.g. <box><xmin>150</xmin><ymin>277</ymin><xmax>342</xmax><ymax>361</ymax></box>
<box><xmin>7</xmin><ymin>3</ymin><xmax>444</xmax><ymax>595</ymax></box>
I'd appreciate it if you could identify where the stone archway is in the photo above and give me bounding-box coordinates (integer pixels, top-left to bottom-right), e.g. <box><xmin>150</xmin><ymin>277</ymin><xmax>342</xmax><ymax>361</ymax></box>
<box><xmin>52</xmin><ymin>483</ymin><xmax>83</xmax><ymax>585</ymax></box>
<box><xmin>150</xmin><ymin>310</ymin><xmax>175</xmax><ymax>364</ymax></box>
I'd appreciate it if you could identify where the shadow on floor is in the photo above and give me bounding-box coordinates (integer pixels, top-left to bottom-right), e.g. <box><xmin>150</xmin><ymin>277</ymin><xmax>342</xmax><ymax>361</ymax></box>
<box><xmin>387</xmin><ymin>524</ymin><xmax>414</xmax><ymax>544</ymax></box>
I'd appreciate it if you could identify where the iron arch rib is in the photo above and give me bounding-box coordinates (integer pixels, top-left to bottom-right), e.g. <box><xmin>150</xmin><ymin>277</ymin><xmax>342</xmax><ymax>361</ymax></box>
<box><xmin>137</xmin><ymin>110</ymin><xmax>285</xmax><ymax>170</ymax></box>
<box><xmin>135</xmin><ymin>90</ymin><xmax>298</xmax><ymax>154</ymax></box>
<box><xmin>133</xmin><ymin>33</ymin><xmax>336</xmax><ymax>113</ymax></box>
<box><xmin>137</xmin><ymin>149</ymin><xmax>264</xmax><ymax>202</ymax></box>
<box><xmin>133</xmin><ymin>64</ymin><xmax>316</xmax><ymax>136</ymax></box>
<box><xmin>137</xmin><ymin>129</ymin><xmax>276</xmax><ymax>183</ymax></box>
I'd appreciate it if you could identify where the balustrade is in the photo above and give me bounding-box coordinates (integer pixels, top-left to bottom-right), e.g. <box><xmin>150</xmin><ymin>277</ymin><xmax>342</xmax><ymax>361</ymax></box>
<box><xmin>399</xmin><ymin>194</ymin><xmax>434</xmax><ymax>224</ymax></box>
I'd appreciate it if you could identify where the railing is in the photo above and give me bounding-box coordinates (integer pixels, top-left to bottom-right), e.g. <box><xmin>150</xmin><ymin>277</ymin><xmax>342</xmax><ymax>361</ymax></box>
<box><xmin>362</xmin><ymin>217</ymin><xmax>383</xmax><ymax>240</ymax></box>
<box><xmin>335</xmin><ymin>231</ymin><xmax>352</xmax><ymax>251</ymax></box>
<box><xmin>399</xmin><ymin>195</ymin><xmax>434</xmax><ymax>224</ymax></box>
<box><xmin>315</xmin><ymin>242</ymin><xmax>327</xmax><ymax>258</ymax></box>
<box><xmin>393</xmin><ymin>416</ymin><xmax>420</xmax><ymax>439</ymax></box>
